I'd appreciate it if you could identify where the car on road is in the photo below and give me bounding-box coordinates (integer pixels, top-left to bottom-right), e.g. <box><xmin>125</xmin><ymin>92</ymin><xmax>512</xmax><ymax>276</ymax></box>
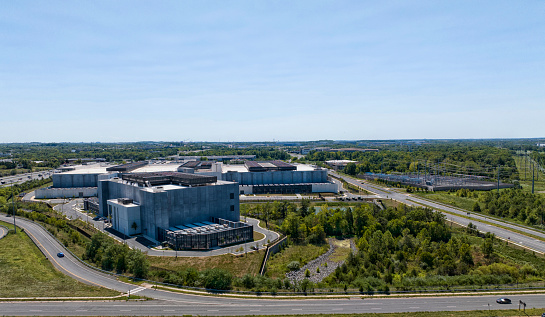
<box><xmin>57</xmin><ymin>252</ymin><xmax>65</xmax><ymax>258</ymax></box>
<box><xmin>541</xmin><ymin>312</ymin><xmax>545</xmax><ymax>317</ymax></box>
<box><xmin>496</xmin><ymin>297</ymin><xmax>511</xmax><ymax>304</ymax></box>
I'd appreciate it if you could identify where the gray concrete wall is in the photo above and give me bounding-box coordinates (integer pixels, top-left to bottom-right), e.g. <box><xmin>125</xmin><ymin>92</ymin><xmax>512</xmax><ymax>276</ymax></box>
<box><xmin>99</xmin><ymin>180</ymin><xmax>239</xmax><ymax>240</ymax></box>
<box><xmin>53</xmin><ymin>173</ymin><xmax>101</xmax><ymax>188</ymax></box>
<box><xmin>223</xmin><ymin>169</ymin><xmax>327</xmax><ymax>185</ymax></box>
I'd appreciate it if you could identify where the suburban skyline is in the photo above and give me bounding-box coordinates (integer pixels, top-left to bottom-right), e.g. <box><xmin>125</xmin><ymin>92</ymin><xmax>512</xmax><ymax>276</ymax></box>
<box><xmin>1</xmin><ymin>1</ymin><xmax>544</xmax><ymax>142</ymax></box>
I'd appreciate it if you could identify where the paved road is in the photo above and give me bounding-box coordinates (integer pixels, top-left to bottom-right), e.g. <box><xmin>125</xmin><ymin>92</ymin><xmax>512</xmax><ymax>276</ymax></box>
<box><xmin>330</xmin><ymin>171</ymin><xmax>545</xmax><ymax>255</ymax></box>
<box><xmin>0</xmin><ymin>170</ymin><xmax>53</xmax><ymax>188</ymax></box>
<box><xmin>53</xmin><ymin>200</ymin><xmax>280</xmax><ymax>257</ymax></box>
<box><xmin>0</xmin><ymin>293</ymin><xmax>544</xmax><ymax>316</ymax></box>
<box><xmin>0</xmin><ymin>224</ymin><xmax>8</xmax><ymax>240</ymax></box>
<box><xmin>1</xmin><ymin>213</ymin><xmax>545</xmax><ymax>315</ymax></box>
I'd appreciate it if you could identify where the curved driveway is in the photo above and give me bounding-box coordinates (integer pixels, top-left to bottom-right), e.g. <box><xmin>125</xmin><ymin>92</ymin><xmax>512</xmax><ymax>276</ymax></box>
<box><xmin>1</xmin><ymin>213</ymin><xmax>545</xmax><ymax>315</ymax></box>
<box><xmin>53</xmin><ymin>199</ymin><xmax>279</xmax><ymax>257</ymax></box>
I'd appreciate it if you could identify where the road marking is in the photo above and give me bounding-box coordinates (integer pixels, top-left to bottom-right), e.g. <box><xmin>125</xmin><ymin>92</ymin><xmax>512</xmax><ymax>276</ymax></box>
<box><xmin>292</xmin><ymin>309</ymin><xmax>303</xmax><ymax>311</ymax></box>
<box><xmin>163</xmin><ymin>310</ymin><xmax>175</xmax><ymax>312</ymax></box>
<box><xmin>208</xmin><ymin>310</ymin><xmax>219</xmax><ymax>312</ymax></box>
<box><xmin>120</xmin><ymin>310</ymin><xmax>131</xmax><ymax>311</ymax></box>
<box><xmin>371</xmin><ymin>308</ymin><xmax>382</xmax><ymax>310</ymax></box>
<box><xmin>130</xmin><ymin>286</ymin><xmax>146</xmax><ymax>294</ymax></box>
<box><xmin>446</xmin><ymin>306</ymin><xmax>456</xmax><ymax>308</ymax></box>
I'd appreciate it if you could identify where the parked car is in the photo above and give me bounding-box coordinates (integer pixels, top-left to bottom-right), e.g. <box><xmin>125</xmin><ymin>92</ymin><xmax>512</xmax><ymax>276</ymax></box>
<box><xmin>496</xmin><ymin>298</ymin><xmax>511</xmax><ymax>304</ymax></box>
<box><xmin>57</xmin><ymin>252</ymin><xmax>65</xmax><ymax>258</ymax></box>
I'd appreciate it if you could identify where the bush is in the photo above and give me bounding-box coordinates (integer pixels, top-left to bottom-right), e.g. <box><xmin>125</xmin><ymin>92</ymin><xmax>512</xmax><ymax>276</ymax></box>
<box><xmin>287</xmin><ymin>261</ymin><xmax>300</xmax><ymax>271</ymax></box>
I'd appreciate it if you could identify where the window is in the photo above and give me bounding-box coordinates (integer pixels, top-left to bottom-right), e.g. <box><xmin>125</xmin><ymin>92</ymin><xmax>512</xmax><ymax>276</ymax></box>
<box><xmin>230</xmin><ymin>205</ymin><xmax>235</xmax><ymax>211</ymax></box>
<box><xmin>230</xmin><ymin>193</ymin><xmax>234</xmax><ymax>199</ymax></box>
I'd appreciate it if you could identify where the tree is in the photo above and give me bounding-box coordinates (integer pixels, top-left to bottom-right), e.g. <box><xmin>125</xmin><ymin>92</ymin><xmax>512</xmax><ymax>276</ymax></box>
<box><xmin>344</xmin><ymin>163</ymin><xmax>357</xmax><ymax>175</ymax></box>
<box><xmin>482</xmin><ymin>233</ymin><xmax>495</xmax><ymax>259</ymax></box>
<box><xmin>472</xmin><ymin>202</ymin><xmax>481</xmax><ymax>212</ymax></box>
<box><xmin>127</xmin><ymin>249</ymin><xmax>149</xmax><ymax>278</ymax></box>
<box><xmin>131</xmin><ymin>221</ymin><xmax>138</xmax><ymax>233</ymax></box>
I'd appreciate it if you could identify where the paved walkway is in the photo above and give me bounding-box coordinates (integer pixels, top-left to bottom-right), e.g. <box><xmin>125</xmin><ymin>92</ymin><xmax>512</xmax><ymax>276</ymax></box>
<box><xmin>54</xmin><ymin>199</ymin><xmax>280</xmax><ymax>257</ymax></box>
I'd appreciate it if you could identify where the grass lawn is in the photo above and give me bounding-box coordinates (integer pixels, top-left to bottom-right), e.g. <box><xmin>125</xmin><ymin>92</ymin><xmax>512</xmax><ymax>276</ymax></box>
<box><xmin>413</xmin><ymin>191</ymin><xmax>479</xmax><ymax>211</ymax></box>
<box><xmin>329</xmin><ymin>238</ymin><xmax>352</xmax><ymax>263</ymax></box>
<box><xmin>0</xmin><ymin>221</ymin><xmax>119</xmax><ymax>298</ymax></box>
<box><xmin>254</xmin><ymin>230</ymin><xmax>266</xmax><ymax>241</ymax></box>
<box><xmin>266</xmin><ymin>243</ymin><xmax>328</xmax><ymax>279</ymax></box>
<box><xmin>148</xmin><ymin>249</ymin><xmax>266</xmax><ymax>278</ymax></box>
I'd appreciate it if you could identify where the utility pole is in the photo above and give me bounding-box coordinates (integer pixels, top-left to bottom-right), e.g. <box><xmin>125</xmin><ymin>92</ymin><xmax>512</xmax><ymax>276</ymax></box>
<box><xmin>497</xmin><ymin>166</ymin><xmax>500</xmax><ymax>193</ymax></box>
<box><xmin>532</xmin><ymin>163</ymin><xmax>535</xmax><ymax>194</ymax></box>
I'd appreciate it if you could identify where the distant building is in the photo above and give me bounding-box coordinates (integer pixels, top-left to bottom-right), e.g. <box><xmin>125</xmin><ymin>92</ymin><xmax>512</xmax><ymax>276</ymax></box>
<box><xmin>325</xmin><ymin>160</ymin><xmax>358</xmax><ymax>171</ymax></box>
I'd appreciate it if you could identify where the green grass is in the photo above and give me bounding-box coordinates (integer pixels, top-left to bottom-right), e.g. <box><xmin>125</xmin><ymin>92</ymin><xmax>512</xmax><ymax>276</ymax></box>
<box><xmin>329</xmin><ymin>239</ymin><xmax>352</xmax><ymax>262</ymax></box>
<box><xmin>254</xmin><ymin>230</ymin><xmax>266</xmax><ymax>241</ymax></box>
<box><xmin>0</xmin><ymin>221</ymin><xmax>119</xmax><ymax>298</ymax></box>
<box><xmin>266</xmin><ymin>243</ymin><xmax>328</xmax><ymax>279</ymax></box>
<box><xmin>148</xmin><ymin>249</ymin><xmax>266</xmax><ymax>278</ymax></box>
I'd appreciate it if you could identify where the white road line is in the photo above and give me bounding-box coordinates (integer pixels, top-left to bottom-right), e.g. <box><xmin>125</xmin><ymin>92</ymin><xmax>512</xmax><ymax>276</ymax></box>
<box><xmin>130</xmin><ymin>286</ymin><xmax>146</xmax><ymax>294</ymax></box>
<box><xmin>446</xmin><ymin>306</ymin><xmax>457</xmax><ymax>308</ymax></box>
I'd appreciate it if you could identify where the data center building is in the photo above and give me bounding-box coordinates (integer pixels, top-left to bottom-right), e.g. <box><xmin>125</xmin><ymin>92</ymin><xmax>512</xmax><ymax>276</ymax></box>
<box><xmin>98</xmin><ymin>171</ymin><xmax>247</xmax><ymax>247</ymax></box>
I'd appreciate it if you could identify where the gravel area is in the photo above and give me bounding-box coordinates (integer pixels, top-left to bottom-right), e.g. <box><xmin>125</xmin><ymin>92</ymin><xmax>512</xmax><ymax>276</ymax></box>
<box><xmin>285</xmin><ymin>239</ymin><xmax>353</xmax><ymax>284</ymax></box>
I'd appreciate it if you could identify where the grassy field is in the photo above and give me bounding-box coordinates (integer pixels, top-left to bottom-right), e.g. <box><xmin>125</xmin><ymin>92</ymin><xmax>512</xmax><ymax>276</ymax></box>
<box><xmin>266</xmin><ymin>243</ymin><xmax>328</xmax><ymax>279</ymax></box>
<box><xmin>413</xmin><ymin>191</ymin><xmax>479</xmax><ymax>211</ymax></box>
<box><xmin>148</xmin><ymin>249</ymin><xmax>266</xmax><ymax>277</ymax></box>
<box><xmin>514</xmin><ymin>155</ymin><xmax>545</xmax><ymax>194</ymax></box>
<box><xmin>0</xmin><ymin>221</ymin><xmax>119</xmax><ymax>298</ymax></box>
<box><xmin>329</xmin><ymin>238</ymin><xmax>352</xmax><ymax>262</ymax></box>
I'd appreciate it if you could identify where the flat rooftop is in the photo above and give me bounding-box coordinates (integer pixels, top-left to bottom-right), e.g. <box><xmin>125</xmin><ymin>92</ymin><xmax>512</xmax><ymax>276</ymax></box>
<box><xmin>221</xmin><ymin>163</ymin><xmax>317</xmax><ymax>173</ymax></box>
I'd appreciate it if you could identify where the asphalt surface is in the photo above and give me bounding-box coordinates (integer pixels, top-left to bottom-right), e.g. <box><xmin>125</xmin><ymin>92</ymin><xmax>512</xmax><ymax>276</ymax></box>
<box><xmin>1</xmin><ymin>213</ymin><xmax>545</xmax><ymax>316</ymax></box>
<box><xmin>331</xmin><ymin>171</ymin><xmax>545</xmax><ymax>255</ymax></box>
<box><xmin>3</xmin><ymin>176</ymin><xmax>545</xmax><ymax>315</ymax></box>
<box><xmin>52</xmin><ymin>200</ymin><xmax>280</xmax><ymax>257</ymax></box>
<box><xmin>0</xmin><ymin>170</ymin><xmax>53</xmax><ymax>187</ymax></box>
<box><xmin>0</xmin><ymin>224</ymin><xmax>8</xmax><ymax>240</ymax></box>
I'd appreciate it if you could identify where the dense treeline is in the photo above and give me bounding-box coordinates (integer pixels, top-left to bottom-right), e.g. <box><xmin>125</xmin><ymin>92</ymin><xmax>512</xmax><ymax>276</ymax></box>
<box><xmin>180</xmin><ymin>147</ymin><xmax>290</xmax><ymax>161</ymax></box>
<box><xmin>306</xmin><ymin>144</ymin><xmax>518</xmax><ymax>180</ymax></box>
<box><xmin>0</xmin><ymin>177</ymin><xmax>52</xmax><ymax>207</ymax></box>
<box><xmin>243</xmin><ymin>201</ymin><xmax>544</xmax><ymax>292</ymax></box>
<box><xmin>465</xmin><ymin>188</ymin><xmax>545</xmax><ymax>226</ymax></box>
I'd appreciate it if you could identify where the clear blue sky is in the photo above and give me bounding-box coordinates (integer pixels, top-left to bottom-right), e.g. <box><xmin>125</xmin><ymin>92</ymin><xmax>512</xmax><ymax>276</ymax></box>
<box><xmin>1</xmin><ymin>1</ymin><xmax>544</xmax><ymax>142</ymax></box>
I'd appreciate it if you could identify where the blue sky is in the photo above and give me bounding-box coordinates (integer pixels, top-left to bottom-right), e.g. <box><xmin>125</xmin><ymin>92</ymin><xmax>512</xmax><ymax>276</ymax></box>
<box><xmin>1</xmin><ymin>1</ymin><xmax>544</xmax><ymax>142</ymax></box>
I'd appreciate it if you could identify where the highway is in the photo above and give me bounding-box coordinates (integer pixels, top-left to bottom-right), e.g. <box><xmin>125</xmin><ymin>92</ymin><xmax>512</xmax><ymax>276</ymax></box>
<box><xmin>1</xmin><ymin>213</ymin><xmax>544</xmax><ymax>315</ymax></box>
<box><xmin>0</xmin><ymin>170</ymin><xmax>53</xmax><ymax>187</ymax></box>
<box><xmin>331</xmin><ymin>171</ymin><xmax>545</xmax><ymax>255</ymax></box>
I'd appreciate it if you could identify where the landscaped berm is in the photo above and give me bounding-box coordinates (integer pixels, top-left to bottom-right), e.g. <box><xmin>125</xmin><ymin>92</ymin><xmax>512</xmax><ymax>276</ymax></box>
<box><xmin>0</xmin><ymin>221</ymin><xmax>119</xmax><ymax>298</ymax></box>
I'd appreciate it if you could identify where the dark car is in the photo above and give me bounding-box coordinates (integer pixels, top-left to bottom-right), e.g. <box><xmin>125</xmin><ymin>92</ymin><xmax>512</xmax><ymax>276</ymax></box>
<box><xmin>496</xmin><ymin>298</ymin><xmax>511</xmax><ymax>304</ymax></box>
<box><xmin>57</xmin><ymin>252</ymin><xmax>65</xmax><ymax>258</ymax></box>
<box><xmin>541</xmin><ymin>312</ymin><xmax>545</xmax><ymax>317</ymax></box>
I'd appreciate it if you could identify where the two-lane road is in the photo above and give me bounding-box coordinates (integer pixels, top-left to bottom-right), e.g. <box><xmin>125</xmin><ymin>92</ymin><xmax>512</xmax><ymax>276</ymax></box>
<box><xmin>330</xmin><ymin>171</ymin><xmax>545</xmax><ymax>255</ymax></box>
<box><xmin>2</xmin><ymin>213</ymin><xmax>545</xmax><ymax>315</ymax></box>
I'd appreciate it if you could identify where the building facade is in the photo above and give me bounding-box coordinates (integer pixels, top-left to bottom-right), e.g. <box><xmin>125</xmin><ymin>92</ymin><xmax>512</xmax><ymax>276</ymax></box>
<box><xmin>98</xmin><ymin>172</ymin><xmax>240</xmax><ymax>242</ymax></box>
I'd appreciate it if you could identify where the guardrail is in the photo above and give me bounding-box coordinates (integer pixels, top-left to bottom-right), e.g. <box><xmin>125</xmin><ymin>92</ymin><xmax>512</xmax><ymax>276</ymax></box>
<box><xmin>259</xmin><ymin>236</ymin><xmax>287</xmax><ymax>276</ymax></box>
<box><xmin>4</xmin><ymin>212</ymin><xmax>545</xmax><ymax>296</ymax></box>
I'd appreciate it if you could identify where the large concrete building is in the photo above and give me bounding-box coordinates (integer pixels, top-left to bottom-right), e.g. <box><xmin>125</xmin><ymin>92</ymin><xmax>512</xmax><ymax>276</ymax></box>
<box><xmin>98</xmin><ymin>172</ymin><xmax>241</xmax><ymax>243</ymax></box>
<box><xmin>37</xmin><ymin>160</ymin><xmax>338</xmax><ymax>198</ymax></box>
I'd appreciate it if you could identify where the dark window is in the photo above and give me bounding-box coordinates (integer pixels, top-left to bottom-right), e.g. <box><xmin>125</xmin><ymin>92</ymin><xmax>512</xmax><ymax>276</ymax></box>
<box><xmin>230</xmin><ymin>193</ymin><xmax>235</xmax><ymax>199</ymax></box>
<box><xmin>230</xmin><ymin>205</ymin><xmax>235</xmax><ymax>211</ymax></box>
